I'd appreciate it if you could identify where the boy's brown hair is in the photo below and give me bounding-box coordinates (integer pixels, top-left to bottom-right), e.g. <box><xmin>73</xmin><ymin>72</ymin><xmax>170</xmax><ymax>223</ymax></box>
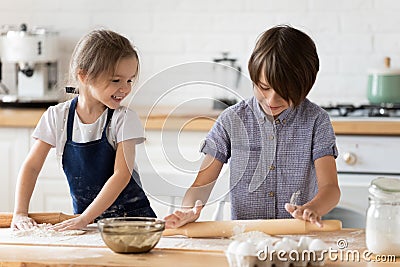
<box><xmin>248</xmin><ymin>25</ymin><xmax>319</xmax><ymax>107</ymax></box>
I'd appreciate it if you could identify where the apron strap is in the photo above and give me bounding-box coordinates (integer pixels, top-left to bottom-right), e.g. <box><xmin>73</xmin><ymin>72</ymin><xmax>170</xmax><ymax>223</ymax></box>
<box><xmin>66</xmin><ymin>96</ymin><xmax>115</xmax><ymax>141</ymax></box>
<box><xmin>101</xmin><ymin>108</ymin><xmax>115</xmax><ymax>139</ymax></box>
<box><xmin>66</xmin><ymin>97</ymin><xmax>78</xmax><ymax>142</ymax></box>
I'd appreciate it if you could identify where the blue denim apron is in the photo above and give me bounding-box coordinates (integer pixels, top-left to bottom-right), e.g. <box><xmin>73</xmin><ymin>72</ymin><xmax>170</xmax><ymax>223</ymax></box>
<box><xmin>62</xmin><ymin>97</ymin><xmax>155</xmax><ymax>220</ymax></box>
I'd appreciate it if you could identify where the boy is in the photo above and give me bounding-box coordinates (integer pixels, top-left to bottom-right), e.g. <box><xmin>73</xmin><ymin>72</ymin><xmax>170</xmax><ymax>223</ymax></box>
<box><xmin>164</xmin><ymin>25</ymin><xmax>340</xmax><ymax>228</ymax></box>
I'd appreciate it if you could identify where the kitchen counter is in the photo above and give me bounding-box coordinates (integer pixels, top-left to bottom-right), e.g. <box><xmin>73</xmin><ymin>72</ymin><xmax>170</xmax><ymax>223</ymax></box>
<box><xmin>0</xmin><ymin>228</ymin><xmax>398</xmax><ymax>266</ymax></box>
<box><xmin>0</xmin><ymin>245</ymin><xmax>228</xmax><ymax>267</ymax></box>
<box><xmin>2</xmin><ymin>107</ymin><xmax>400</xmax><ymax>135</ymax></box>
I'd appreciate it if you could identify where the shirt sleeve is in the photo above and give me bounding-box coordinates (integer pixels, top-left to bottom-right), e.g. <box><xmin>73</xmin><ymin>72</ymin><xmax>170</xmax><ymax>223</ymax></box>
<box><xmin>200</xmin><ymin>109</ymin><xmax>232</xmax><ymax>163</ymax></box>
<box><xmin>312</xmin><ymin>111</ymin><xmax>338</xmax><ymax>161</ymax></box>
<box><xmin>31</xmin><ymin>107</ymin><xmax>57</xmax><ymax>147</ymax></box>
<box><xmin>113</xmin><ymin>107</ymin><xmax>145</xmax><ymax>144</ymax></box>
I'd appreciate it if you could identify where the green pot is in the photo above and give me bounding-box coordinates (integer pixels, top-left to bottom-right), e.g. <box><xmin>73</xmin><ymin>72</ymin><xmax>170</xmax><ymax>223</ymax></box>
<box><xmin>367</xmin><ymin>69</ymin><xmax>400</xmax><ymax>105</ymax></box>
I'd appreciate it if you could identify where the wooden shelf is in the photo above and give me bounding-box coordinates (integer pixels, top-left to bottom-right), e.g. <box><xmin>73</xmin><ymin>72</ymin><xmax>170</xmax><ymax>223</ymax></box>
<box><xmin>2</xmin><ymin>108</ymin><xmax>400</xmax><ymax>135</ymax></box>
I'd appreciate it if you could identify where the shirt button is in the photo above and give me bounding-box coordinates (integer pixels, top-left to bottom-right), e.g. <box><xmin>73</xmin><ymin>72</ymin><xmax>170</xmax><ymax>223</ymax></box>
<box><xmin>282</xmin><ymin>119</ymin><xmax>287</xmax><ymax>124</ymax></box>
<box><xmin>268</xmin><ymin>191</ymin><xmax>275</xmax><ymax>197</ymax></box>
<box><xmin>269</xmin><ymin>165</ymin><xmax>275</xmax><ymax>170</ymax></box>
<box><xmin>275</xmin><ymin>119</ymin><xmax>280</xmax><ymax>124</ymax></box>
<box><xmin>269</xmin><ymin>135</ymin><xmax>274</xmax><ymax>140</ymax></box>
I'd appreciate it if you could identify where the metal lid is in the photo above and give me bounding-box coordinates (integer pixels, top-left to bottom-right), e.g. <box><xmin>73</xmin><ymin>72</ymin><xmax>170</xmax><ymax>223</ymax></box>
<box><xmin>367</xmin><ymin>57</ymin><xmax>400</xmax><ymax>75</ymax></box>
<box><xmin>367</xmin><ymin>68</ymin><xmax>400</xmax><ymax>75</ymax></box>
<box><xmin>369</xmin><ymin>177</ymin><xmax>400</xmax><ymax>200</ymax></box>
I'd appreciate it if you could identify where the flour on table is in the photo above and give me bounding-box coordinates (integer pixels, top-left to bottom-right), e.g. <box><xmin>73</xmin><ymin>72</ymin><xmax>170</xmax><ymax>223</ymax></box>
<box><xmin>231</xmin><ymin>231</ymin><xmax>279</xmax><ymax>243</ymax></box>
<box><xmin>232</xmin><ymin>224</ymin><xmax>246</xmax><ymax>236</ymax></box>
<box><xmin>12</xmin><ymin>223</ymin><xmax>86</xmax><ymax>237</ymax></box>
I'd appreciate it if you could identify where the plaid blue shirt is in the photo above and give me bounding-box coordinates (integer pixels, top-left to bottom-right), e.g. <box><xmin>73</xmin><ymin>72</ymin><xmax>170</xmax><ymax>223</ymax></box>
<box><xmin>201</xmin><ymin>96</ymin><xmax>338</xmax><ymax>220</ymax></box>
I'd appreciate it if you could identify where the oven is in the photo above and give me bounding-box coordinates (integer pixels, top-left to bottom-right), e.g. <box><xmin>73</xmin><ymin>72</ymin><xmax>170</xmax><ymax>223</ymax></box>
<box><xmin>321</xmin><ymin>104</ymin><xmax>400</xmax><ymax>228</ymax></box>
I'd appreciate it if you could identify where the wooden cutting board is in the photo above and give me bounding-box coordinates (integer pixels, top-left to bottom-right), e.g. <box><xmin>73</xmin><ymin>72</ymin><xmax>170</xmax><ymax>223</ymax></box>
<box><xmin>163</xmin><ymin>219</ymin><xmax>342</xmax><ymax>238</ymax></box>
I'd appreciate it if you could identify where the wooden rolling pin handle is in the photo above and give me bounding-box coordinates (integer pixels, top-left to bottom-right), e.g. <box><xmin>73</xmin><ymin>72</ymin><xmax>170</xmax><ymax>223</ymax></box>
<box><xmin>0</xmin><ymin>212</ymin><xmax>79</xmax><ymax>228</ymax></box>
<box><xmin>306</xmin><ymin>219</ymin><xmax>342</xmax><ymax>232</ymax></box>
<box><xmin>162</xmin><ymin>219</ymin><xmax>342</xmax><ymax>238</ymax></box>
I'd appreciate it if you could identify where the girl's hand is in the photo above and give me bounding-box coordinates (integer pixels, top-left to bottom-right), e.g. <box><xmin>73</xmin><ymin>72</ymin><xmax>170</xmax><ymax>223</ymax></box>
<box><xmin>163</xmin><ymin>200</ymin><xmax>203</xmax><ymax>229</ymax></box>
<box><xmin>285</xmin><ymin>203</ymin><xmax>323</xmax><ymax>228</ymax></box>
<box><xmin>49</xmin><ymin>215</ymin><xmax>91</xmax><ymax>231</ymax></box>
<box><xmin>11</xmin><ymin>214</ymin><xmax>38</xmax><ymax>230</ymax></box>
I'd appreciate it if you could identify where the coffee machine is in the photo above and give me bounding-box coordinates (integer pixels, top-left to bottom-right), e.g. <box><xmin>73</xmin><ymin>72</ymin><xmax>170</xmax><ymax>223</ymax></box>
<box><xmin>0</xmin><ymin>23</ymin><xmax>59</xmax><ymax>106</ymax></box>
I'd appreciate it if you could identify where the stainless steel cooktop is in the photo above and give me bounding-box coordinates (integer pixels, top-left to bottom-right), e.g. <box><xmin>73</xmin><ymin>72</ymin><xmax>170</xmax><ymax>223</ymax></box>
<box><xmin>321</xmin><ymin>104</ymin><xmax>400</xmax><ymax>118</ymax></box>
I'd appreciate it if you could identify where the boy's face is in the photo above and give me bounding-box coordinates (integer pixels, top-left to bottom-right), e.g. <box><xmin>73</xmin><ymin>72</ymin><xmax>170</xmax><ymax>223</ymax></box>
<box><xmin>253</xmin><ymin>74</ymin><xmax>290</xmax><ymax>118</ymax></box>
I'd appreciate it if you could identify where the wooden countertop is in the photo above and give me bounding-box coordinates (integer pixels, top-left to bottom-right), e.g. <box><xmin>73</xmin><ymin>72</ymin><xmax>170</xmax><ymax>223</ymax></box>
<box><xmin>0</xmin><ymin>228</ymin><xmax>398</xmax><ymax>266</ymax></box>
<box><xmin>1</xmin><ymin>107</ymin><xmax>400</xmax><ymax>135</ymax></box>
<box><xmin>0</xmin><ymin>246</ymin><xmax>228</xmax><ymax>267</ymax></box>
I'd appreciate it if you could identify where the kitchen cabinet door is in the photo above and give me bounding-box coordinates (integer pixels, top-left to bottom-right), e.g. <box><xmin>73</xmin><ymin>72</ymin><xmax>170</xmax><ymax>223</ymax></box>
<box><xmin>28</xmin><ymin>129</ymin><xmax>73</xmax><ymax>213</ymax></box>
<box><xmin>0</xmin><ymin>128</ymin><xmax>30</xmax><ymax>212</ymax></box>
<box><xmin>3</xmin><ymin>127</ymin><xmax>232</xmax><ymax>219</ymax></box>
<box><xmin>137</xmin><ymin>130</ymin><xmax>231</xmax><ymax>220</ymax></box>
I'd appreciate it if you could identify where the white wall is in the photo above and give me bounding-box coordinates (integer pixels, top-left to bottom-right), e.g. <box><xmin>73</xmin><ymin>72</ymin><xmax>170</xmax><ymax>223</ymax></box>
<box><xmin>1</xmin><ymin>0</ymin><xmax>400</xmax><ymax>108</ymax></box>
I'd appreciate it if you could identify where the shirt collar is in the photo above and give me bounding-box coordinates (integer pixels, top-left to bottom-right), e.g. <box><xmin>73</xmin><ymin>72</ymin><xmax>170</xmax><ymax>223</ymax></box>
<box><xmin>250</xmin><ymin>96</ymin><xmax>295</xmax><ymax>125</ymax></box>
<box><xmin>250</xmin><ymin>96</ymin><xmax>268</xmax><ymax>123</ymax></box>
<box><xmin>275</xmin><ymin>106</ymin><xmax>293</xmax><ymax>125</ymax></box>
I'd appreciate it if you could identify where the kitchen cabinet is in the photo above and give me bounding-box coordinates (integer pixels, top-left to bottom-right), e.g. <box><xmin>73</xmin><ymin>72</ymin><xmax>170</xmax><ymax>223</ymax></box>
<box><xmin>0</xmin><ymin>126</ymin><xmax>230</xmax><ymax>221</ymax></box>
<box><xmin>6</xmin><ymin>107</ymin><xmax>400</xmax><ymax>225</ymax></box>
<box><xmin>28</xmin><ymin>129</ymin><xmax>72</xmax><ymax>213</ymax></box>
<box><xmin>0</xmin><ymin>128</ymin><xmax>30</xmax><ymax>212</ymax></box>
<box><xmin>136</xmin><ymin>129</ymin><xmax>231</xmax><ymax>220</ymax></box>
<box><xmin>327</xmin><ymin>134</ymin><xmax>400</xmax><ymax>228</ymax></box>
<box><xmin>0</xmin><ymin>127</ymin><xmax>72</xmax><ymax>213</ymax></box>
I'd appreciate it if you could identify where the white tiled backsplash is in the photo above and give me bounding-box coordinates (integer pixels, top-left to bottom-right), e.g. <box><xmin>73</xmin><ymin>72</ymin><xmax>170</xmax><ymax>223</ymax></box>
<box><xmin>1</xmin><ymin>0</ymin><xmax>400</xmax><ymax>108</ymax></box>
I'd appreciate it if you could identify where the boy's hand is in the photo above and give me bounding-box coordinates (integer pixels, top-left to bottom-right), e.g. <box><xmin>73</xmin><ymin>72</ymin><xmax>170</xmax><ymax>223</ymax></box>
<box><xmin>11</xmin><ymin>213</ymin><xmax>38</xmax><ymax>230</ymax></box>
<box><xmin>285</xmin><ymin>203</ymin><xmax>323</xmax><ymax>228</ymax></box>
<box><xmin>163</xmin><ymin>200</ymin><xmax>203</xmax><ymax>229</ymax></box>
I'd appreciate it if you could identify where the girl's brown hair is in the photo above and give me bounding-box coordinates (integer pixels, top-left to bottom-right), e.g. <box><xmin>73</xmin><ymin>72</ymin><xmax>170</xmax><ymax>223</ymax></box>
<box><xmin>68</xmin><ymin>29</ymin><xmax>139</xmax><ymax>89</ymax></box>
<box><xmin>248</xmin><ymin>25</ymin><xmax>319</xmax><ymax>107</ymax></box>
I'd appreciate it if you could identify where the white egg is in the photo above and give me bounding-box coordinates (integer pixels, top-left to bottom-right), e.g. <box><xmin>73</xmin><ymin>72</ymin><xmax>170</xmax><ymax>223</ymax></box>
<box><xmin>235</xmin><ymin>241</ymin><xmax>257</xmax><ymax>256</ymax></box>
<box><xmin>256</xmin><ymin>238</ymin><xmax>274</xmax><ymax>252</ymax></box>
<box><xmin>281</xmin><ymin>237</ymin><xmax>298</xmax><ymax>250</ymax></box>
<box><xmin>298</xmin><ymin>236</ymin><xmax>313</xmax><ymax>251</ymax></box>
<box><xmin>227</xmin><ymin>240</ymin><xmax>241</xmax><ymax>254</ymax></box>
<box><xmin>308</xmin><ymin>238</ymin><xmax>329</xmax><ymax>251</ymax></box>
<box><xmin>273</xmin><ymin>240</ymin><xmax>292</xmax><ymax>252</ymax></box>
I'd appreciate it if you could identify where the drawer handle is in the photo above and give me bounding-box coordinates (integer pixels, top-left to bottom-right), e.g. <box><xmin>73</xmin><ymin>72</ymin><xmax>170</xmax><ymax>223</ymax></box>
<box><xmin>343</xmin><ymin>152</ymin><xmax>357</xmax><ymax>165</ymax></box>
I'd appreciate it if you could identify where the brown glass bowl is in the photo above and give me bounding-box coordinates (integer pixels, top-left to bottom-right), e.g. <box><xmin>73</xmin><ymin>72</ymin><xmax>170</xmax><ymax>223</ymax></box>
<box><xmin>97</xmin><ymin>217</ymin><xmax>165</xmax><ymax>253</ymax></box>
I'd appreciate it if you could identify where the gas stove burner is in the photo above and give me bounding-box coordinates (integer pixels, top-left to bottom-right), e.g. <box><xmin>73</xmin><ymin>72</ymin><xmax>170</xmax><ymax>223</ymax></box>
<box><xmin>321</xmin><ymin>104</ymin><xmax>356</xmax><ymax>117</ymax></box>
<box><xmin>321</xmin><ymin>104</ymin><xmax>400</xmax><ymax>118</ymax></box>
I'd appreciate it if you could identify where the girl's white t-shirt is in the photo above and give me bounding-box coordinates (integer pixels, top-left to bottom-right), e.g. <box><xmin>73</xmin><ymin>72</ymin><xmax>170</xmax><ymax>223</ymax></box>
<box><xmin>32</xmin><ymin>99</ymin><xmax>145</xmax><ymax>169</ymax></box>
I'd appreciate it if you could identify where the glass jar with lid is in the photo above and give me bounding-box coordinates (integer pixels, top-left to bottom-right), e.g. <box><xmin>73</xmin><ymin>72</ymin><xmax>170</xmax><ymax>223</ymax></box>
<box><xmin>365</xmin><ymin>177</ymin><xmax>400</xmax><ymax>255</ymax></box>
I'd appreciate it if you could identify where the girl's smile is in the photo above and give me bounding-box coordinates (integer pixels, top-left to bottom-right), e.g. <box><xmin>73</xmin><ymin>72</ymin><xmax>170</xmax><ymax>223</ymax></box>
<box><xmin>84</xmin><ymin>56</ymin><xmax>138</xmax><ymax>110</ymax></box>
<box><xmin>111</xmin><ymin>95</ymin><xmax>124</xmax><ymax>101</ymax></box>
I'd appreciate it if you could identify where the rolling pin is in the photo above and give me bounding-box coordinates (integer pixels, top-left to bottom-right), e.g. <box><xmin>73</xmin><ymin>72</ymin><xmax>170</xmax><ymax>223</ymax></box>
<box><xmin>162</xmin><ymin>219</ymin><xmax>342</xmax><ymax>238</ymax></box>
<box><xmin>0</xmin><ymin>212</ymin><xmax>79</xmax><ymax>228</ymax></box>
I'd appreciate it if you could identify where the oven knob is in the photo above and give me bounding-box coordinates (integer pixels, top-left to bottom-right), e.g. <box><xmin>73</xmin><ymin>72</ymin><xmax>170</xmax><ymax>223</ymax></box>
<box><xmin>343</xmin><ymin>152</ymin><xmax>357</xmax><ymax>165</ymax></box>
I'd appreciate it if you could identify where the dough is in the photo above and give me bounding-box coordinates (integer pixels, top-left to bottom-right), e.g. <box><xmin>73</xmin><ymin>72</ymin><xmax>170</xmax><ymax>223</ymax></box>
<box><xmin>12</xmin><ymin>223</ymin><xmax>86</xmax><ymax>237</ymax></box>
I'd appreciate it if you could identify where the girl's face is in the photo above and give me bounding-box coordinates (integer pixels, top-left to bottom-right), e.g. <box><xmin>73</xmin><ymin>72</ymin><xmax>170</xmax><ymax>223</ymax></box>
<box><xmin>254</xmin><ymin>77</ymin><xmax>290</xmax><ymax>119</ymax></box>
<box><xmin>86</xmin><ymin>56</ymin><xmax>138</xmax><ymax>109</ymax></box>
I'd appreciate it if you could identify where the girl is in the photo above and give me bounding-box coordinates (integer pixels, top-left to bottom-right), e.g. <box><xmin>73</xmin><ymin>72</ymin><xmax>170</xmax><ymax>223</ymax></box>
<box><xmin>12</xmin><ymin>29</ymin><xmax>155</xmax><ymax>231</ymax></box>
